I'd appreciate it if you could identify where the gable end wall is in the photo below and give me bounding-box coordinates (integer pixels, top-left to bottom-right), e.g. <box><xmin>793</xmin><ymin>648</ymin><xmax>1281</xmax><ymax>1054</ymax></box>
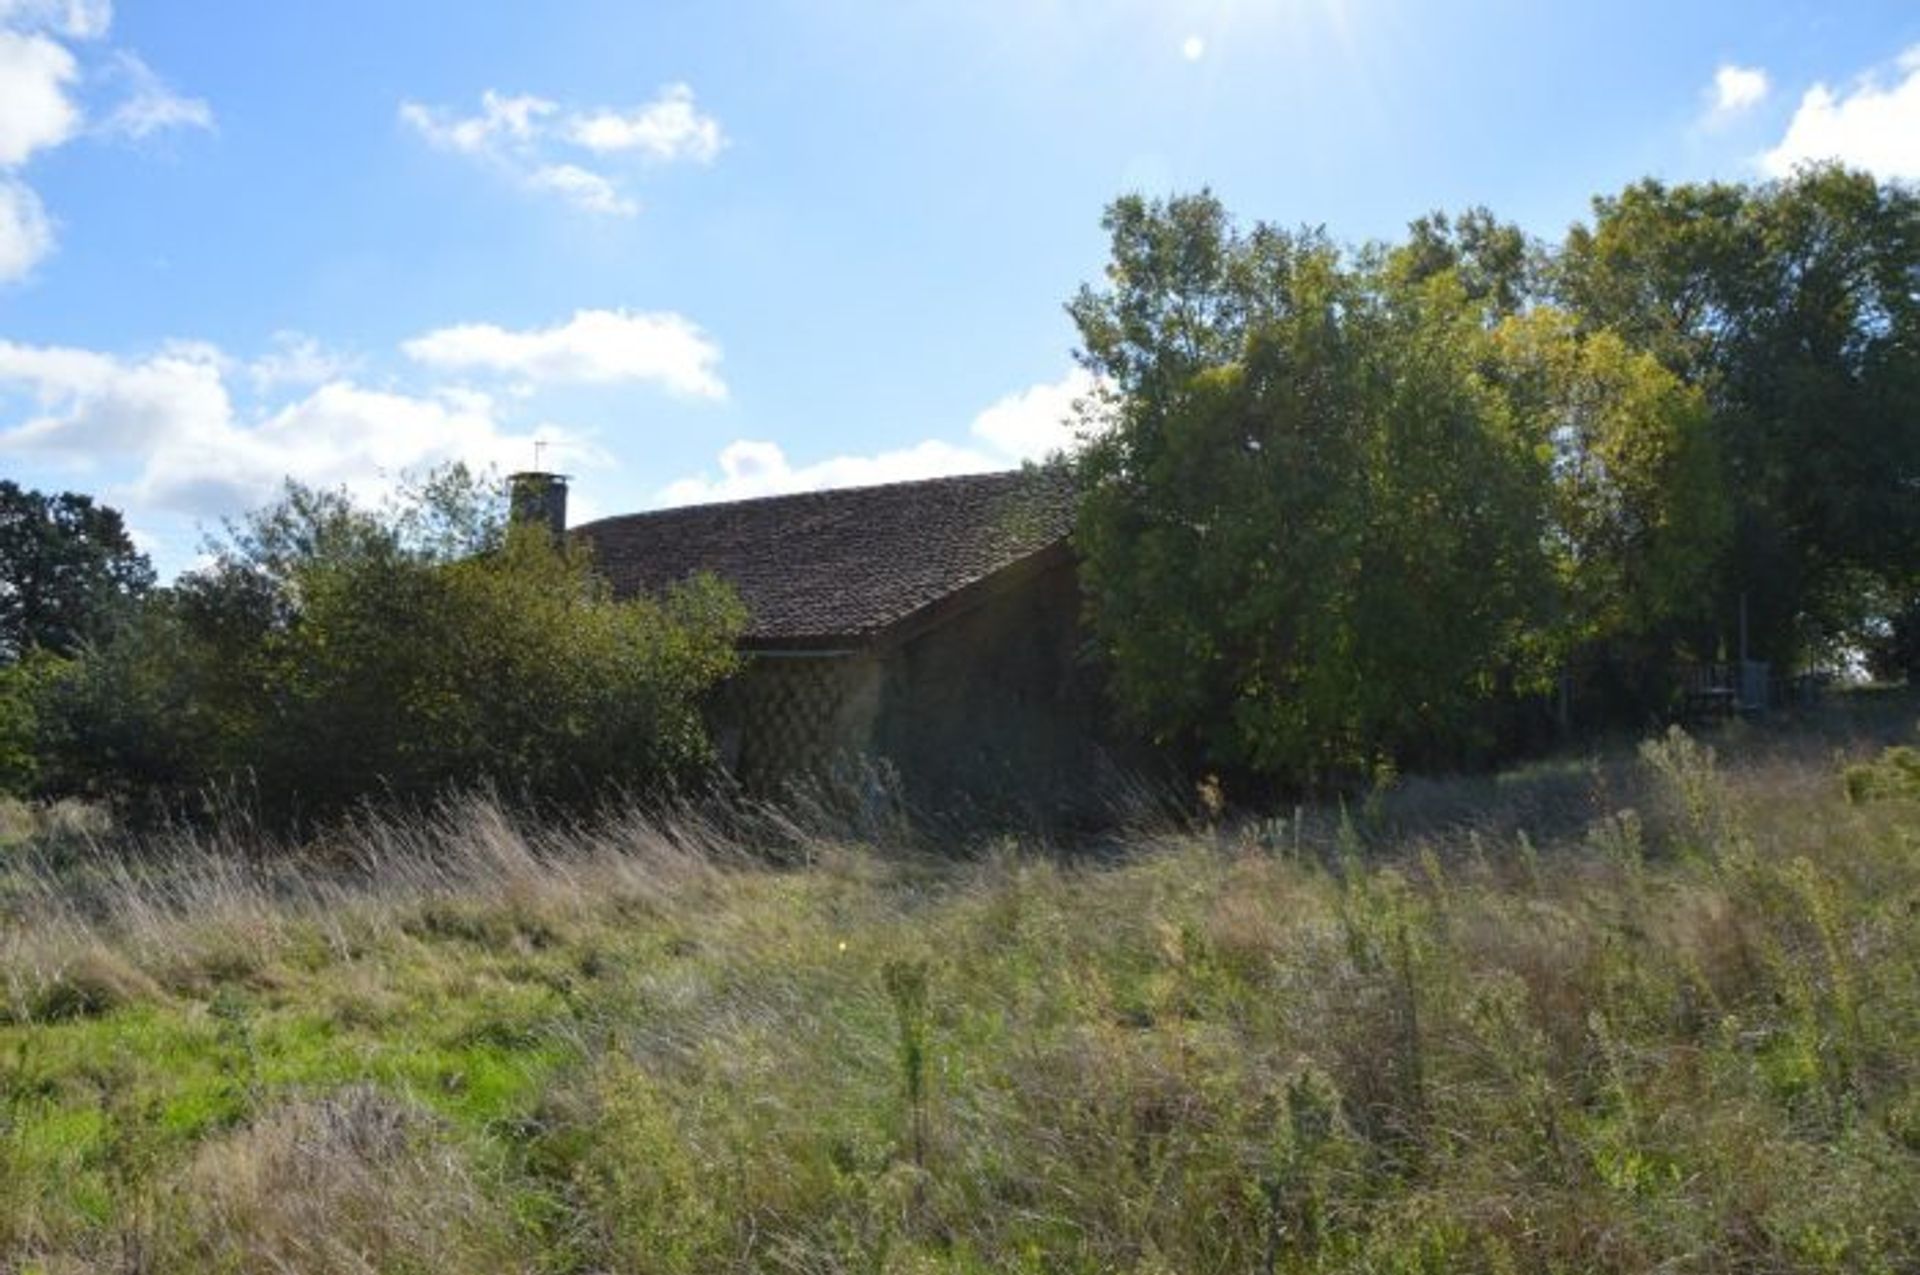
<box><xmin>708</xmin><ymin>558</ymin><xmax>1132</xmax><ymax>815</ymax></box>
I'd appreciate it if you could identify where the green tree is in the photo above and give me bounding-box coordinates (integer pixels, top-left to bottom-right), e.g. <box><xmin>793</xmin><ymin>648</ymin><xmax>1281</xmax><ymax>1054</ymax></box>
<box><xmin>0</xmin><ymin>481</ymin><xmax>154</xmax><ymax>663</ymax></box>
<box><xmin>1071</xmin><ymin>194</ymin><xmax>1554</xmax><ymax>785</ymax></box>
<box><xmin>1554</xmin><ymin>177</ymin><xmax>1753</xmax><ymax>380</ymax></box>
<box><xmin>1555</xmin><ymin>166</ymin><xmax>1920</xmax><ymax>666</ymax></box>
<box><xmin>29</xmin><ymin>598</ymin><xmax>221</xmax><ymax>804</ymax></box>
<box><xmin>0</xmin><ymin>653</ymin><xmax>66</xmax><ymax>796</ymax></box>
<box><xmin>1491</xmin><ymin>309</ymin><xmax>1730</xmax><ymax>696</ymax></box>
<box><xmin>1398</xmin><ymin>206</ymin><xmax>1543</xmax><ymax>317</ymax></box>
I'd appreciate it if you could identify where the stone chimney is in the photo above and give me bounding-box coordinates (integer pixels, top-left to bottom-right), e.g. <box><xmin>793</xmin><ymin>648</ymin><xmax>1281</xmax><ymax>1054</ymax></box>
<box><xmin>507</xmin><ymin>471</ymin><xmax>568</xmax><ymax>544</ymax></box>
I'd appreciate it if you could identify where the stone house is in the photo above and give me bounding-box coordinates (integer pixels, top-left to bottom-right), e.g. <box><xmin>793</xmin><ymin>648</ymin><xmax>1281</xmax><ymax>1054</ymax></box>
<box><xmin>555</xmin><ymin>467</ymin><xmax>1126</xmax><ymax>807</ymax></box>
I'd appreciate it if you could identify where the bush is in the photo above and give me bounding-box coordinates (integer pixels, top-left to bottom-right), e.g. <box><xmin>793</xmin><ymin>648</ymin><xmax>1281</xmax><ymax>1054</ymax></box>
<box><xmin>0</xmin><ymin>654</ymin><xmax>65</xmax><ymax>797</ymax></box>
<box><xmin>32</xmin><ymin>470</ymin><xmax>746</xmax><ymax>824</ymax></box>
<box><xmin>1842</xmin><ymin>743</ymin><xmax>1920</xmax><ymax>803</ymax></box>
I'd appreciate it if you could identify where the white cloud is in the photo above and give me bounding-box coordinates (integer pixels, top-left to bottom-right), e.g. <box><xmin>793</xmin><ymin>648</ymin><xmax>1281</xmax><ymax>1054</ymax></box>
<box><xmin>1182</xmin><ymin>35</ymin><xmax>1206</xmax><ymax>62</ymax></box>
<box><xmin>526</xmin><ymin>163</ymin><xmax>638</xmax><ymax>217</ymax></box>
<box><xmin>145</xmin><ymin>382</ymin><xmax>574</xmax><ymax>515</ymax></box>
<box><xmin>1705</xmin><ymin>63</ymin><xmax>1768</xmax><ymax>124</ymax></box>
<box><xmin>968</xmin><ymin>367</ymin><xmax>1100</xmax><ymax>462</ymax></box>
<box><xmin>247</xmin><ymin>331</ymin><xmax>355</xmax><ymax>393</ymax></box>
<box><xmin>562</xmin><ymin>83</ymin><xmax>725</xmax><ymax>162</ymax></box>
<box><xmin>0</xmin><ymin>30</ymin><xmax>80</xmax><ymax>165</ymax></box>
<box><xmin>398</xmin><ymin>89</ymin><xmax>555</xmax><ymax>155</ymax></box>
<box><xmin>0</xmin><ymin>178</ymin><xmax>53</xmax><ymax>279</ymax></box>
<box><xmin>402</xmin><ymin>308</ymin><xmax>726</xmax><ymax>398</ymax></box>
<box><xmin>98</xmin><ymin>52</ymin><xmax>214</xmax><ymax>140</ymax></box>
<box><xmin>0</xmin><ymin>6</ymin><xmax>208</xmax><ymax>282</ymax></box>
<box><xmin>0</xmin><ymin>337</ymin><xmax>594</xmax><ymax>519</ymax></box>
<box><xmin>1762</xmin><ymin>45</ymin><xmax>1920</xmax><ymax>178</ymax></box>
<box><xmin>658</xmin><ymin>368</ymin><xmax>1106</xmax><ymax>507</ymax></box>
<box><xmin>399</xmin><ymin>83</ymin><xmax>722</xmax><ymax>216</ymax></box>
<box><xmin>0</xmin><ymin>338</ymin><xmax>232</xmax><ymax>462</ymax></box>
<box><xmin>0</xmin><ymin>0</ymin><xmax>109</xmax><ymax>39</ymax></box>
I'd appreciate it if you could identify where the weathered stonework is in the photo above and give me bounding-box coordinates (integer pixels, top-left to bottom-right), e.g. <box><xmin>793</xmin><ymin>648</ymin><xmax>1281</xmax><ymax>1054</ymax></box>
<box><xmin>709</xmin><ymin>652</ymin><xmax>882</xmax><ymax>791</ymax></box>
<box><xmin>703</xmin><ymin>554</ymin><xmax>1129</xmax><ymax>815</ymax></box>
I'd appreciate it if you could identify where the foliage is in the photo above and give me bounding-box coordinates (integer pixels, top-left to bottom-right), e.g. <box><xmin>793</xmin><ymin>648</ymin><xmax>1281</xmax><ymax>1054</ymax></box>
<box><xmin>1841</xmin><ymin>743</ymin><xmax>1920</xmax><ymax>803</ymax></box>
<box><xmin>1490</xmin><ymin>310</ymin><xmax>1730</xmax><ymax>714</ymax></box>
<box><xmin>1555</xmin><ymin>166</ymin><xmax>1920</xmax><ymax>666</ymax></box>
<box><xmin>30</xmin><ymin>598</ymin><xmax>232</xmax><ymax>805</ymax></box>
<box><xmin>0</xmin><ymin>655</ymin><xmax>63</xmax><ymax>796</ymax></box>
<box><xmin>31</xmin><ymin>467</ymin><xmax>746</xmax><ymax>822</ymax></box>
<box><xmin>0</xmin><ymin>480</ymin><xmax>154</xmax><ymax>664</ymax></box>
<box><xmin>4</xmin><ymin>712</ymin><xmax>1920</xmax><ymax>1271</ymax></box>
<box><xmin>1397</xmin><ymin>205</ymin><xmax>1543</xmax><ymax>317</ymax></box>
<box><xmin>1071</xmin><ymin>170</ymin><xmax>1919</xmax><ymax>785</ymax></box>
<box><xmin>1069</xmin><ymin>194</ymin><xmax>1639</xmax><ymax>783</ymax></box>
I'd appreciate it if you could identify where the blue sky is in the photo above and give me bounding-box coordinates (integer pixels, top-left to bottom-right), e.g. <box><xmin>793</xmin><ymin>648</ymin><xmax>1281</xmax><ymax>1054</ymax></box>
<box><xmin>2</xmin><ymin>0</ymin><xmax>1918</xmax><ymax>575</ymax></box>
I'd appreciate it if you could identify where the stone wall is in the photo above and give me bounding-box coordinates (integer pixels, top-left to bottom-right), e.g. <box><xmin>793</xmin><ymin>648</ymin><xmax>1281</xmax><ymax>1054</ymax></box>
<box><xmin>709</xmin><ymin>560</ymin><xmax>1140</xmax><ymax>816</ymax></box>
<box><xmin>871</xmin><ymin>559</ymin><xmax>1125</xmax><ymax>817</ymax></box>
<box><xmin>708</xmin><ymin>651</ymin><xmax>882</xmax><ymax>791</ymax></box>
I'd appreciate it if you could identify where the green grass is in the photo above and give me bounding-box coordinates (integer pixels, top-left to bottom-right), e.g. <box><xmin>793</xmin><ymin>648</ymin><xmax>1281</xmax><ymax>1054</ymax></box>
<box><xmin>5</xmin><ymin>702</ymin><xmax>1920</xmax><ymax>1271</ymax></box>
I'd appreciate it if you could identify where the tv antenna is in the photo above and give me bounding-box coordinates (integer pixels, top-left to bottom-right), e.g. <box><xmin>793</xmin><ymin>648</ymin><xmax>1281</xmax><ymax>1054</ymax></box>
<box><xmin>533</xmin><ymin>438</ymin><xmax>549</xmax><ymax>471</ymax></box>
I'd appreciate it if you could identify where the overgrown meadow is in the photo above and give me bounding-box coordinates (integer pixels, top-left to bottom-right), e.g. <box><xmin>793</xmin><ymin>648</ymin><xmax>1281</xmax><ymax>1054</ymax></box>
<box><xmin>4</xmin><ymin>699</ymin><xmax>1920</xmax><ymax>1273</ymax></box>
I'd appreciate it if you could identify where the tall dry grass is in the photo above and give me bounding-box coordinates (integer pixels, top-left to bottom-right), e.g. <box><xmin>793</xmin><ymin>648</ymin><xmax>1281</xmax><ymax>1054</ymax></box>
<box><xmin>2</xmin><ymin>703</ymin><xmax>1919</xmax><ymax>1272</ymax></box>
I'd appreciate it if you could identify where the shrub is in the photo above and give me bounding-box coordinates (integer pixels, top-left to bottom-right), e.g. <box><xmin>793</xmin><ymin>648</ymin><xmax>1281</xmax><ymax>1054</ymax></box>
<box><xmin>1842</xmin><ymin>744</ymin><xmax>1920</xmax><ymax>803</ymax></box>
<box><xmin>0</xmin><ymin>655</ymin><xmax>65</xmax><ymax>798</ymax></box>
<box><xmin>33</xmin><ymin>470</ymin><xmax>746</xmax><ymax>825</ymax></box>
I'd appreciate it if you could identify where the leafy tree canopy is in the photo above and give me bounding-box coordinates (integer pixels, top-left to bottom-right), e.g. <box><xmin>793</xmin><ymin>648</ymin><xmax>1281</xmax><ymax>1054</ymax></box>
<box><xmin>1071</xmin><ymin>191</ymin><xmax>1736</xmax><ymax>786</ymax></box>
<box><xmin>1073</xmin><ymin>195</ymin><xmax>1541</xmax><ymax>782</ymax></box>
<box><xmin>1555</xmin><ymin>166</ymin><xmax>1920</xmax><ymax>663</ymax></box>
<box><xmin>0</xmin><ymin>481</ymin><xmax>154</xmax><ymax>664</ymax></box>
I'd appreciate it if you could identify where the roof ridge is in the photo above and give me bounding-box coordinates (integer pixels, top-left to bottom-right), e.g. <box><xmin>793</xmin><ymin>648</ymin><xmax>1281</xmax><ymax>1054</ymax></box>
<box><xmin>572</xmin><ymin>466</ymin><xmax>1057</xmax><ymax>533</ymax></box>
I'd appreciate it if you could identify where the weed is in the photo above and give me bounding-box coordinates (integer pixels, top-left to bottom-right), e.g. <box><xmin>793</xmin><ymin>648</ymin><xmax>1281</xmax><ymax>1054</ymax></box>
<box><xmin>1842</xmin><ymin>743</ymin><xmax>1920</xmax><ymax>803</ymax></box>
<box><xmin>1</xmin><ymin>706</ymin><xmax>1919</xmax><ymax>1270</ymax></box>
<box><xmin>882</xmin><ymin>955</ymin><xmax>933</xmax><ymax>1174</ymax></box>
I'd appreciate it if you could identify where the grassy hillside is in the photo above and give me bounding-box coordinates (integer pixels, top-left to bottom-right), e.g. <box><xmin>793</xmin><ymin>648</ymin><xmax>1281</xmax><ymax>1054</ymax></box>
<box><xmin>5</xmin><ymin>702</ymin><xmax>1920</xmax><ymax>1272</ymax></box>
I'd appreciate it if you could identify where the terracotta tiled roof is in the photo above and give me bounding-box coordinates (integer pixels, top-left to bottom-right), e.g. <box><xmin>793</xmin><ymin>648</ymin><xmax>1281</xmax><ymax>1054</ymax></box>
<box><xmin>572</xmin><ymin>467</ymin><xmax>1078</xmax><ymax>645</ymax></box>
